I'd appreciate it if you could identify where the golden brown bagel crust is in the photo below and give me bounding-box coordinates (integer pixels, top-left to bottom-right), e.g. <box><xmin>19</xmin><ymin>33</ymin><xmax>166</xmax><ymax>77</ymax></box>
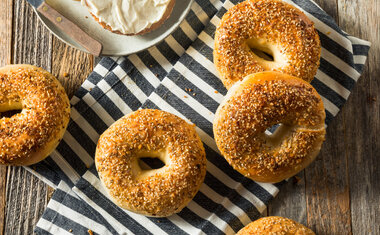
<box><xmin>85</xmin><ymin>0</ymin><xmax>176</xmax><ymax>36</ymax></box>
<box><xmin>0</xmin><ymin>65</ymin><xmax>70</xmax><ymax>166</ymax></box>
<box><xmin>237</xmin><ymin>216</ymin><xmax>315</xmax><ymax>235</ymax></box>
<box><xmin>95</xmin><ymin>109</ymin><xmax>206</xmax><ymax>217</ymax></box>
<box><xmin>213</xmin><ymin>72</ymin><xmax>326</xmax><ymax>183</ymax></box>
<box><xmin>214</xmin><ymin>0</ymin><xmax>321</xmax><ymax>89</ymax></box>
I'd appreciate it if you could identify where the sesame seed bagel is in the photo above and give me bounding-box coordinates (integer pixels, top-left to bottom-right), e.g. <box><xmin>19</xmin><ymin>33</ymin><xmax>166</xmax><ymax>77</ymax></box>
<box><xmin>237</xmin><ymin>216</ymin><xmax>315</xmax><ymax>234</ymax></box>
<box><xmin>95</xmin><ymin>109</ymin><xmax>206</xmax><ymax>217</ymax></box>
<box><xmin>0</xmin><ymin>65</ymin><xmax>70</xmax><ymax>166</ymax></box>
<box><xmin>213</xmin><ymin>72</ymin><xmax>326</xmax><ymax>183</ymax></box>
<box><xmin>214</xmin><ymin>0</ymin><xmax>321</xmax><ymax>89</ymax></box>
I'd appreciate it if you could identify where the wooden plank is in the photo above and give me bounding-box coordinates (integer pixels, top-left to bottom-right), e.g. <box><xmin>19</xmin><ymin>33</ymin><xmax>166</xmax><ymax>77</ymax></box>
<box><xmin>305</xmin><ymin>115</ymin><xmax>352</xmax><ymax>234</ymax></box>
<box><xmin>303</xmin><ymin>1</ymin><xmax>354</xmax><ymax>232</ymax></box>
<box><xmin>51</xmin><ymin>37</ymin><xmax>94</xmax><ymax>98</ymax></box>
<box><xmin>268</xmin><ymin>172</ymin><xmax>307</xmax><ymax>226</ymax></box>
<box><xmin>337</xmin><ymin>0</ymin><xmax>380</xmax><ymax>234</ymax></box>
<box><xmin>4</xmin><ymin>0</ymin><xmax>53</xmax><ymax>234</ymax></box>
<box><xmin>0</xmin><ymin>0</ymin><xmax>13</xmax><ymax>234</ymax></box>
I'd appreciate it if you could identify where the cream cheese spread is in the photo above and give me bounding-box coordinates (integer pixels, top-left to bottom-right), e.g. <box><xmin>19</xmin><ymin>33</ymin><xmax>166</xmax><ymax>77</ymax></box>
<box><xmin>82</xmin><ymin>0</ymin><xmax>172</xmax><ymax>34</ymax></box>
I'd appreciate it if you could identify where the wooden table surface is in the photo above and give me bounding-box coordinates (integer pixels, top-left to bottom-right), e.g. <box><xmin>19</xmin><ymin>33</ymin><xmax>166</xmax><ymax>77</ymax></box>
<box><xmin>0</xmin><ymin>0</ymin><xmax>379</xmax><ymax>234</ymax></box>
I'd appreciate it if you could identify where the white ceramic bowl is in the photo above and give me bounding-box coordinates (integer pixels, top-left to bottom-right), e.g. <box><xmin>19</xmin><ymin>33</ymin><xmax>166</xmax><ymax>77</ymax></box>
<box><xmin>35</xmin><ymin>0</ymin><xmax>194</xmax><ymax>56</ymax></box>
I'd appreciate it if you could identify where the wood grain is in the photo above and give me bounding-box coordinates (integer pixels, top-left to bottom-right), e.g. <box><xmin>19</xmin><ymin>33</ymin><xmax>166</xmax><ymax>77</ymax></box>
<box><xmin>52</xmin><ymin>37</ymin><xmax>94</xmax><ymax>98</ymax></box>
<box><xmin>338</xmin><ymin>0</ymin><xmax>380</xmax><ymax>234</ymax></box>
<box><xmin>305</xmin><ymin>115</ymin><xmax>352</xmax><ymax>235</ymax></box>
<box><xmin>268</xmin><ymin>172</ymin><xmax>307</xmax><ymax>226</ymax></box>
<box><xmin>0</xmin><ymin>0</ymin><xmax>13</xmax><ymax>234</ymax></box>
<box><xmin>4</xmin><ymin>0</ymin><xmax>53</xmax><ymax>234</ymax></box>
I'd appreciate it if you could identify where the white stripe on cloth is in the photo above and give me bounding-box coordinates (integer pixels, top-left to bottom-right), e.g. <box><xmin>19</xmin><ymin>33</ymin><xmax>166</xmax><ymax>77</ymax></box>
<box><xmin>72</xmin><ymin>187</ymin><xmax>135</xmax><ymax>235</ymax></box>
<box><xmin>82</xmin><ymin>169</ymin><xmax>236</xmax><ymax>234</ymax></box>
<box><xmin>315</xmin><ymin>70</ymin><xmax>351</xmax><ymax>99</ymax></box>
<box><xmin>70</xmin><ymin>109</ymin><xmax>99</xmax><ymax>143</ymax></box>
<box><xmin>180</xmin><ymin>20</ymin><xmax>199</xmax><ymax>41</ymax></box>
<box><xmin>164</xmin><ymin>35</ymin><xmax>185</xmax><ymax>56</ymax></box>
<box><xmin>347</xmin><ymin>35</ymin><xmax>372</xmax><ymax>46</ymax></box>
<box><xmin>353</xmin><ymin>55</ymin><xmax>368</xmax><ymax>65</ymax></box>
<box><xmin>176</xmin><ymin>62</ymin><xmax>224</xmax><ymax>102</ymax></box>
<box><xmin>50</xmin><ymin>151</ymin><xmax>80</xmax><ymax>183</ymax></box>
<box><xmin>62</xmin><ymin>131</ymin><xmax>93</xmax><ymax>168</ymax></box>
<box><xmin>81</xmin><ymin>171</ymin><xmax>187</xmax><ymax>235</ymax></box>
<box><xmin>321</xmin><ymin>48</ymin><xmax>361</xmax><ymax>80</ymax></box>
<box><xmin>36</xmin><ymin>218</ymin><xmax>74</xmax><ymax>235</ymax></box>
<box><xmin>320</xmin><ymin>96</ymin><xmax>340</xmax><ymax>116</ymax></box>
<box><xmin>199</xmin><ymin>184</ymin><xmax>251</xmax><ymax>225</ymax></box>
<box><xmin>187</xmin><ymin>46</ymin><xmax>219</xmax><ymax>76</ymax></box>
<box><xmin>48</xmin><ymin>200</ymin><xmax>111</xmax><ymax>235</ymax></box>
<box><xmin>128</xmin><ymin>54</ymin><xmax>162</xmax><ymax>88</ymax></box>
<box><xmin>191</xmin><ymin>2</ymin><xmax>211</xmax><ymax>25</ymax></box>
<box><xmin>161</xmin><ymin>79</ymin><xmax>215</xmax><ymax>122</ymax></box>
<box><xmin>147</xmin><ymin>47</ymin><xmax>172</xmax><ymax>72</ymax></box>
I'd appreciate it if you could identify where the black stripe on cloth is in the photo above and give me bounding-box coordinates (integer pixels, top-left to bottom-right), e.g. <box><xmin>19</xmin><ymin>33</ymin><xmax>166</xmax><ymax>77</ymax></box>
<box><xmin>192</xmin><ymin>191</ymin><xmax>244</xmax><ymax>232</ymax></box>
<box><xmin>354</xmin><ymin>64</ymin><xmax>365</xmax><ymax>74</ymax></box>
<box><xmin>203</xmin><ymin>22</ymin><xmax>217</xmax><ymax>38</ymax></box>
<box><xmin>186</xmin><ymin>10</ymin><xmax>206</xmax><ymax>34</ymax></box>
<box><xmin>153</xmin><ymin>85</ymin><xmax>214</xmax><ymax>136</ymax></box>
<box><xmin>134</xmin><ymin>49</ymin><xmax>169</xmax><ymax>78</ymax></box>
<box><xmin>75</xmin><ymin>177</ymin><xmax>183</xmax><ymax>235</ymax></box>
<box><xmin>44</xmin><ymin>157</ymin><xmax>74</xmax><ymax>187</ymax></box>
<box><xmin>325</xmin><ymin>109</ymin><xmax>334</xmax><ymax>125</ymax></box>
<box><xmin>195</xmin><ymin>0</ymin><xmax>221</xmax><ymax>19</ymax></box>
<box><xmin>51</xmin><ymin>189</ymin><xmax>119</xmax><ymax>234</ymax></box>
<box><xmin>31</xmin><ymin>160</ymin><xmax>61</xmax><ymax>187</ymax></box>
<box><xmin>34</xmin><ymin>227</ymin><xmax>53</xmax><ymax>235</ymax></box>
<box><xmin>191</xmin><ymin>38</ymin><xmax>214</xmax><ymax>62</ymax></box>
<box><xmin>55</xmin><ymin>140</ymin><xmax>88</xmax><ymax>175</ymax></box>
<box><xmin>42</xmin><ymin>208</ymin><xmax>102</xmax><ymax>235</ymax></box>
<box><xmin>96</xmin><ymin>90</ymin><xmax>125</xmax><ymax>120</ymax></box>
<box><xmin>167</xmin><ymin>69</ymin><xmax>220</xmax><ymax>113</ymax></box>
<box><xmin>105</xmin><ymin>73</ymin><xmax>145</xmax><ymax>111</ymax></box>
<box><xmin>203</xmin><ymin>145</ymin><xmax>276</xmax><ymax>202</ymax></box>
<box><xmin>177</xmin><ymin>207</ymin><xmax>223</xmax><ymax>234</ymax></box>
<box><xmin>147</xmin><ymin>217</ymin><xmax>187</xmax><ymax>235</ymax></box>
<box><xmin>86</xmin><ymin>57</ymin><xmax>118</xmax><ymax>85</ymax></box>
<box><xmin>142</xmin><ymin>99</ymin><xmax>160</xmax><ymax>110</ymax></box>
<box><xmin>87</xmin><ymin>72</ymin><xmax>104</xmax><ymax>88</ymax></box>
<box><xmin>118</xmin><ymin>60</ymin><xmax>157</xmax><ymax>96</ymax></box>
<box><xmin>171</xmin><ymin>27</ymin><xmax>194</xmax><ymax>51</ymax></box>
<box><xmin>155</xmin><ymin>40</ymin><xmax>181</xmax><ymax>65</ymax></box>
<box><xmin>66</xmin><ymin>121</ymin><xmax>97</xmax><ymax>156</ymax></box>
<box><xmin>318</xmin><ymin>31</ymin><xmax>354</xmax><ymax>66</ymax></box>
<box><xmin>179</xmin><ymin>53</ymin><xmax>227</xmax><ymax>94</ymax></box>
<box><xmin>73</xmin><ymin>86</ymin><xmax>90</xmax><ymax>100</ymax></box>
<box><xmin>72</xmin><ymin>101</ymin><xmax>109</xmax><ymax>134</ymax></box>
<box><xmin>311</xmin><ymin>79</ymin><xmax>346</xmax><ymax>109</ymax></box>
<box><xmin>202</xmin><ymin>172</ymin><xmax>262</xmax><ymax>221</ymax></box>
<box><xmin>318</xmin><ymin>58</ymin><xmax>356</xmax><ymax>90</ymax></box>
<box><xmin>352</xmin><ymin>44</ymin><xmax>371</xmax><ymax>56</ymax></box>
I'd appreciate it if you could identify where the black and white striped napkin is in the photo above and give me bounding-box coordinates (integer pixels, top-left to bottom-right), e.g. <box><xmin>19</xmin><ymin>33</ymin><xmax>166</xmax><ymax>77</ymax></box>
<box><xmin>33</xmin><ymin>0</ymin><xmax>370</xmax><ymax>234</ymax></box>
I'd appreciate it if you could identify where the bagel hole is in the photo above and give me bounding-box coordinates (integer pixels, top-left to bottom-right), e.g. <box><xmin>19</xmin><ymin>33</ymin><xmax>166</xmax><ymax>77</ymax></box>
<box><xmin>251</xmin><ymin>48</ymin><xmax>274</xmax><ymax>61</ymax></box>
<box><xmin>0</xmin><ymin>109</ymin><xmax>22</xmax><ymax>118</ymax></box>
<box><xmin>138</xmin><ymin>157</ymin><xmax>165</xmax><ymax>170</ymax></box>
